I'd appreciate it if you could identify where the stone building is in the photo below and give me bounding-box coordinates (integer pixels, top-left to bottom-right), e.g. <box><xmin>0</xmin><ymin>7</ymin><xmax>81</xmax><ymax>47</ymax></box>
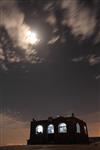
<box><xmin>27</xmin><ymin>114</ymin><xmax>89</xmax><ymax>144</ymax></box>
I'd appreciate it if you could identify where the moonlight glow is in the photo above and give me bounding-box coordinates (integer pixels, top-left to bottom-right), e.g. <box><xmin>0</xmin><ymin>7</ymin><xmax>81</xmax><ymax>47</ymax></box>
<box><xmin>25</xmin><ymin>30</ymin><xmax>39</xmax><ymax>45</ymax></box>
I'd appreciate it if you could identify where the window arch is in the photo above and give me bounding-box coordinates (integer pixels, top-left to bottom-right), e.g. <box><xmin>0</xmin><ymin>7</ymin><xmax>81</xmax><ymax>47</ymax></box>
<box><xmin>47</xmin><ymin>124</ymin><xmax>54</xmax><ymax>134</ymax></box>
<box><xmin>36</xmin><ymin>125</ymin><xmax>43</xmax><ymax>134</ymax></box>
<box><xmin>76</xmin><ymin>123</ymin><xmax>80</xmax><ymax>133</ymax></box>
<box><xmin>58</xmin><ymin>123</ymin><xmax>67</xmax><ymax>133</ymax></box>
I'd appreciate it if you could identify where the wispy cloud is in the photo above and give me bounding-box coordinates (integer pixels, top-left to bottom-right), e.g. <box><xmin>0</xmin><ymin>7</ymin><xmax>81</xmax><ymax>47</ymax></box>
<box><xmin>0</xmin><ymin>0</ymin><xmax>41</xmax><ymax>65</ymax></box>
<box><xmin>60</xmin><ymin>0</ymin><xmax>97</xmax><ymax>40</ymax></box>
<box><xmin>88</xmin><ymin>55</ymin><xmax>100</xmax><ymax>66</ymax></box>
<box><xmin>46</xmin><ymin>13</ymin><xmax>57</xmax><ymax>26</ymax></box>
<box><xmin>48</xmin><ymin>35</ymin><xmax>60</xmax><ymax>44</ymax></box>
<box><xmin>0</xmin><ymin>0</ymin><xmax>100</xmax><ymax>72</ymax></box>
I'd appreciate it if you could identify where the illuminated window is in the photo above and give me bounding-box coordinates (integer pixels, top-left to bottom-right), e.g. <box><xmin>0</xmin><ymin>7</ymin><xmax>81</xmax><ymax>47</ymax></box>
<box><xmin>84</xmin><ymin>126</ymin><xmax>87</xmax><ymax>134</ymax></box>
<box><xmin>76</xmin><ymin>123</ymin><xmax>80</xmax><ymax>133</ymax></box>
<box><xmin>47</xmin><ymin>124</ymin><xmax>54</xmax><ymax>134</ymax></box>
<box><xmin>36</xmin><ymin>125</ymin><xmax>43</xmax><ymax>134</ymax></box>
<box><xmin>58</xmin><ymin>123</ymin><xmax>67</xmax><ymax>133</ymax></box>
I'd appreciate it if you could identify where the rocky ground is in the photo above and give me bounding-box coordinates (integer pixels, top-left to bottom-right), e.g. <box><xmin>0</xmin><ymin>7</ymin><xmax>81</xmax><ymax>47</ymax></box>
<box><xmin>0</xmin><ymin>144</ymin><xmax>100</xmax><ymax>150</ymax></box>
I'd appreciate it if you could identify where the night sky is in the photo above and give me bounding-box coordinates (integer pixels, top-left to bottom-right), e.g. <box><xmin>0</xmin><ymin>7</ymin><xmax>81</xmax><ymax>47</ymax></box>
<box><xmin>0</xmin><ymin>0</ymin><xmax>100</xmax><ymax>146</ymax></box>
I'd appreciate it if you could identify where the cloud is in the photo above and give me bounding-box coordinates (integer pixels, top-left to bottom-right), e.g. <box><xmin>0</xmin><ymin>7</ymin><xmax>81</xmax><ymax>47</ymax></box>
<box><xmin>44</xmin><ymin>0</ymin><xmax>98</xmax><ymax>42</ymax></box>
<box><xmin>0</xmin><ymin>0</ymin><xmax>100</xmax><ymax>70</ymax></box>
<box><xmin>72</xmin><ymin>55</ymin><xmax>100</xmax><ymax>65</ymax></box>
<box><xmin>96</xmin><ymin>75</ymin><xmax>100</xmax><ymax>79</ymax></box>
<box><xmin>1</xmin><ymin>0</ymin><xmax>98</xmax><ymax>46</ymax></box>
<box><xmin>46</xmin><ymin>13</ymin><xmax>57</xmax><ymax>26</ymax></box>
<box><xmin>48</xmin><ymin>35</ymin><xmax>60</xmax><ymax>44</ymax></box>
<box><xmin>0</xmin><ymin>0</ymin><xmax>41</xmax><ymax>65</ymax></box>
<box><xmin>72</xmin><ymin>54</ymin><xmax>100</xmax><ymax>79</ymax></box>
<box><xmin>61</xmin><ymin>0</ymin><xmax>97</xmax><ymax>40</ymax></box>
<box><xmin>0</xmin><ymin>0</ymin><xmax>24</xmax><ymax>46</ymax></box>
<box><xmin>88</xmin><ymin>55</ymin><xmax>100</xmax><ymax>66</ymax></box>
<box><xmin>72</xmin><ymin>56</ymin><xmax>85</xmax><ymax>62</ymax></box>
<box><xmin>0</xmin><ymin>112</ymin><xmax>29</xmax><ymax>146</ymax></box>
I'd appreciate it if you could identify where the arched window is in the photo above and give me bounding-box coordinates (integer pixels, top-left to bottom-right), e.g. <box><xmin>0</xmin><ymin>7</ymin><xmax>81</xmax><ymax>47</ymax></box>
<box><xmin>36</xmin><ymin>125</ymin><xmax>43</xmax><ymax>134</ymax></box>
<box><xmin>47</xmin><ymin>124</ymin><xmax>54</xmax><ymax>134</ymax></box>
<box><xmin>58</xmin><ymin>123</ymin><xmax>67</xmax><ymax>133</ymax></box>
<box><xmin>84</xmin><ymin>125</ymin><xmax>87</xmax><ymax>134</ymax></box>
<box><xmin>76</xmin><ymin>123</ymin><xmax>80</xmax><ymax>133</ymax></box>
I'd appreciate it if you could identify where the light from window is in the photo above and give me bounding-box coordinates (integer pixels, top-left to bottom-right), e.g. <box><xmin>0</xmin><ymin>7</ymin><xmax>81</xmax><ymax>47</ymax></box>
<box><xmin>47</xmin><ymin>124</ymin><xmax>54</xmax><ymax>134</ymax></box>
<box><xmin>84</xmin><ymin>126</ymin><xmax>87</xmax><ymax>134</ymax></box>
<box><xmin>76</xmin><ymin>123</ymin><xmax>80</xmax><ymax>133</ymax></box>
<box><xmin>36</xmin><ymin>125</ymin><xmax>43</xmax><ymax>134</ymax></box>
<box><xmin>58</xmin><ymin>123</ymin><xmax>67</xmax><ymax>133</ymax></box>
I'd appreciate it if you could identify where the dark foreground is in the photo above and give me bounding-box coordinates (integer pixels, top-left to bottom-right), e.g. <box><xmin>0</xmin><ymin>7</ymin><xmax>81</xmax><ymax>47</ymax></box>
<box><xmin>0</xmin><ymin>144</ymin><xmax>100</xmax><ymax>150</ymax></box>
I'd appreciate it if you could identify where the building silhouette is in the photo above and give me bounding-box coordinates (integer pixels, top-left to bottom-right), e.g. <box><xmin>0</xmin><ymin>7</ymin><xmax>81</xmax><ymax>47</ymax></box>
<box><xmin>27</xmin><ymin>114</ymin><xmax>89</xmax><ymax>144</ymax></box>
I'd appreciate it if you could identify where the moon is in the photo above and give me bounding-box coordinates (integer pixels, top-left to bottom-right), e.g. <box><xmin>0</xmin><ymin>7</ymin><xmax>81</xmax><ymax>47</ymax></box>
<box><xmin>26</xmin><ymin>30</ymin><xmax>39</xmax><ymax>45</ymax></box>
